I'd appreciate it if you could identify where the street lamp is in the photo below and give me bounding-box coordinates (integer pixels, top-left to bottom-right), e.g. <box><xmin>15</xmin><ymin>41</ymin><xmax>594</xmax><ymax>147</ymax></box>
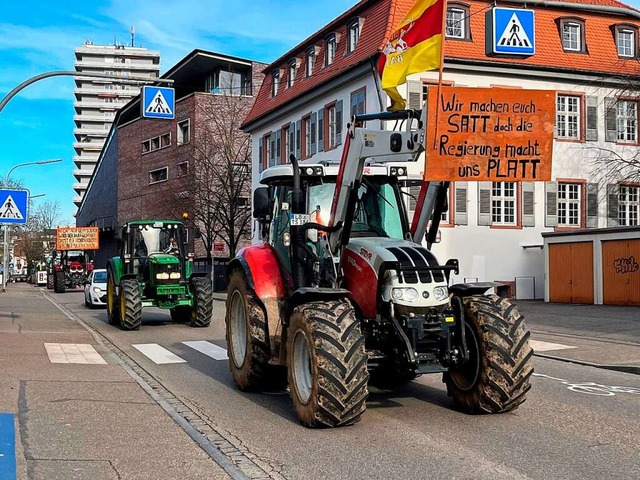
<box><xmin>1</xmin><ymin>159</ymin><xmax>62</xmax><ymax>292</ymax></box>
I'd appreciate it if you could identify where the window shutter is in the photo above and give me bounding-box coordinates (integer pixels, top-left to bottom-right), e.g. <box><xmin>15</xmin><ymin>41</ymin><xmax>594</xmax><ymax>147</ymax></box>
<box><xmin>275</xmin><ymin>129</ymin><xmax>282</xmax><ymax>164</ymax></box>
<box><xmin>407</xmin><ymin>80</ymin><xmax>422</xmax><ymax>110</ymax></box>
<box><xmin>258</xmin><ymin>141</ymin><xmax>264</xmax><ymax>173</ymax></box>
<box><xmin>545</xmin><ymin>182</ymin><xmax>558</xmax><ymax>227</ymax></box>
<box><xmin>269</xmin><ymin>131</ymin><xmax>276</xmax><ymax>167</ymax></box>
<box><xmin>521</xmin><ymin>182</ymin><xmax>535</xmax><ymax>227</ymax></box>
<box><xmin>295</xmin><ymin>120</ymin><xmax>301</xmax><ymax>159</ymax></box>
<box><xmin>605</xmin><ymin>97</ymin><xmax>617</xmax><ymax>143</ymax></box>
<box><xmin>336</xmin><ymin>99</ymin><xmax>343</xmax><ymax>145</ymax></box>
<box><xmin>477</xmin><ymin>181</ymin><xmax>492</xmax><ymax>226</ymax></box>
<box><xmin>288</xmin><ymin>122</ymin><xmax>295</xmax><ymax>162</ymax></box>
<box><xmin>317</xmin><ymin>109</ymin><xmax>324</xmax><ymax>152</ymax></box>
<box><xmin>454</xmin><ymin>182</ymin><xmax>468</xmax><ymax>226</ymax></box>
<box><xmin>587</xmin><ymin>183</ymin><xmax>598</xmax><ymax>228</ymax></box>
<box><xmin>607</xmin><ymin>183</ymin><xmax>620</xmax><ymax>227</ymax></box>
<box><xmin>310</xmin><ymin>112</ymin><xmax>317</xmax><ymax>155</ymax></box>
<box><xmin>586</xmin><ymin>96</ymin><xmax>598</xmax><ymax>142</ymax></box>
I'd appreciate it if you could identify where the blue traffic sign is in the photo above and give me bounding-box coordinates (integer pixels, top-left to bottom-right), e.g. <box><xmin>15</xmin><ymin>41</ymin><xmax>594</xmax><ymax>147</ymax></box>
<box><xmin>141</xmin><ymin>86</ymin><xmax>175</xmax><ymax>120</ymax></box>
<box><xmin>490</xmin><ymin>8</ymin><xmax>535</xmax><ymax>56</ymax></box>
<box><xmin>0</xmin><ymin>189</ymin><xmax>28</xmax><ymax>225</ymax></box>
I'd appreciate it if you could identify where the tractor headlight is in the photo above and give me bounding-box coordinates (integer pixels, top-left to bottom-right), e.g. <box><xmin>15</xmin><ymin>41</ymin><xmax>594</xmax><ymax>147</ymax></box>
<box><xmin>156</xmin><ymin>272</ymin><xmax>169</xmax><ymax>280</ymax></box>
<box><xmin>433</xmin><ymin>286</ymin><xmax>449</xmax><ymax>302</ymax></box>
<box><xmin>169</xmin><ymin>272</ymin><xmax>181</xmax><ymax>280</ymax></box>
<box><xmin>391</xmin><ymin>287</ymin><xmax>419</xmax><ymax>302</ymax></box>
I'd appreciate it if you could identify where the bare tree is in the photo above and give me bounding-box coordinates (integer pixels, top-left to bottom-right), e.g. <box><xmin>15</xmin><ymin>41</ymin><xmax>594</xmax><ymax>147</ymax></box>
<box><xmin>187</xmin><ymin>89</ymin><xmax>254</xmax><ymax>261</ymax></box>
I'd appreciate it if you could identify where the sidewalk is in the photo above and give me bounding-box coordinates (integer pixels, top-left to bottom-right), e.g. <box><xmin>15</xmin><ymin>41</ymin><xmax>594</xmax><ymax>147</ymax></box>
<box><xmin>514</xmin><ymin>299</ymin><xmax>640</xmax><ymax>372</ymax></box>
<box><xmin>0</xmin><ymin>283</ymin><xmax>230</xmax><ymax>480</ymax></box>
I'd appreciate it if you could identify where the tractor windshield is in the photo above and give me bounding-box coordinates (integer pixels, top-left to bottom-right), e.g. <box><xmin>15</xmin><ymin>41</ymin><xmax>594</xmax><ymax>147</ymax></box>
<box><xmin>131</xmin><ymin>224</ymin><xmax>183</xmax><ymax>257</ymax></box>
<box><xmin>307</xmin><ymin>177</ymin><xmax>404</xmax><ymax>239</ymax></box>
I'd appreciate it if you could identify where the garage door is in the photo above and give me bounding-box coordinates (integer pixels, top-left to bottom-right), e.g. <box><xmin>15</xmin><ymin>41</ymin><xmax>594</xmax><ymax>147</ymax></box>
<box><xmin>602</xmin><ymin>239</ymin><xmax>640</xmax><ymax>306</ymax></box>
<box><xmin>549</xmin><ymin>242</ymin><xmax>594</xmax><ymax>303</ymax></box>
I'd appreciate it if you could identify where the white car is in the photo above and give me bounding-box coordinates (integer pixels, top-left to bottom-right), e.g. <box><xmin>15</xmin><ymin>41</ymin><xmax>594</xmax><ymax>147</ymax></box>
<box><xmin>84</xmin><ymin>269</ymin><xmax>107</xmax><ymax>308</ymax></box>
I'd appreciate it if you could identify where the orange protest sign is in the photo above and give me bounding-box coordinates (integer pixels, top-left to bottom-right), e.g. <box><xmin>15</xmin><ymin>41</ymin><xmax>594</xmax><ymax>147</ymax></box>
<box><xmin>425</xmin><ymin>86</ymin><xmax>555</xmax><ymax>181</ymax></box>
<box><xmin>56</xmin><ymin>227</ymin><xmax>100</xmax><ymax>250</ymax></box>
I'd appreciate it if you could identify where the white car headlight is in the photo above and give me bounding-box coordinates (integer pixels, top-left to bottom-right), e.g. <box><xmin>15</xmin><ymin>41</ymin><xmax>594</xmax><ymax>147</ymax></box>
<box><xmin>391</xmin><ymin>287</ymin><xmax>419</xmax><ymax>302</ymax></box>
<box><xmin>92</xmin><ymin>286</ymin><xmax>102</xmax><ymax>294</ymax></box>
<box><xmin>433</xmin><ymin>286</ymin><xmax>449</xmax><ymax>302</ymax></box>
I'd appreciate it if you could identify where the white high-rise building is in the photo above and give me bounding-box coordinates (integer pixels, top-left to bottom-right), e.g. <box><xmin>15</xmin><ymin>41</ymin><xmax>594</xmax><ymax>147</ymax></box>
<box><xmin>73</xmin><ymin>40</ymin><xmax>160</xmax><ymax>211</ymax></box>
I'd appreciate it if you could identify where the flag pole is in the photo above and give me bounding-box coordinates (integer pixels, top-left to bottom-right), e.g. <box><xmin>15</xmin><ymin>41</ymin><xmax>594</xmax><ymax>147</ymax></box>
<box><xmin>431</xmin><ymin>0</ymin><xmax>447</xmax><ymax>150</ymax></box>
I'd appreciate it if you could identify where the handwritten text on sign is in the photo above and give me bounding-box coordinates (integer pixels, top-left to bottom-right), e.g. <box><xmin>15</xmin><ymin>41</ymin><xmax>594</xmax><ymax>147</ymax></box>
<box><xmin>425</xmin><ymin>86</ymin><xmax>555</xmax><ymax>181</ymax></box>
<box><xmin>56</xmin><ymin>227</ymin><xmax>100</xmax><ymax>251</ymax></box>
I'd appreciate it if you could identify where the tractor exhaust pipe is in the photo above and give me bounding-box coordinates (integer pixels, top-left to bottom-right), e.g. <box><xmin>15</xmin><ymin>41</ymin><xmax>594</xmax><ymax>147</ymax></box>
<box><xmin>289</xmin><ymin>154</ymin><xmax>307</xmax><ymax>289</ymax></box>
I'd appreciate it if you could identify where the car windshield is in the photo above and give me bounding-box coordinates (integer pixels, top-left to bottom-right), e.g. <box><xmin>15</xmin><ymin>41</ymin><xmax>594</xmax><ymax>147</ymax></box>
<box><xmin>307</xmin><ymin>177</ymin><xmax>404</xmax><ymax>239</ymax></box>
<box><xmin>93</xmin><ymin>271</ymin><xmax>107</xmax><ymax>283</ymax></box>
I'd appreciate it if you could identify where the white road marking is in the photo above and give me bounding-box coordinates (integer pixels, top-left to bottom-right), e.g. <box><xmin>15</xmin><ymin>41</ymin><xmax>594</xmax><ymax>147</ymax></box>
<box><xmin>182</xmin><ymin>340</ymin><xmax>228</xmax><ymax>360</ymax></box>
<box><xmin>530</xmin><ymin>340</ymin><xmax>577</xmax><ymax>352</ymax></box>
<box><xmin>132</xmin><ymin>343</ymin><xmax>186</xmax><ymax>364</ymax></box>
<box><xmin>44</xmin><ymin>343</ymin><xmax>107</xmax><ymax>364</ymax></box>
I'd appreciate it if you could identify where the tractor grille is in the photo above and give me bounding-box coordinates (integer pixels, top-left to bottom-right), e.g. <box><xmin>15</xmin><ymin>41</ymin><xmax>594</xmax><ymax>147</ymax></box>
<box><xmin>387</xmin><ymin>246</ymin><xmax>445</xmax><ymax>284</ymax></box>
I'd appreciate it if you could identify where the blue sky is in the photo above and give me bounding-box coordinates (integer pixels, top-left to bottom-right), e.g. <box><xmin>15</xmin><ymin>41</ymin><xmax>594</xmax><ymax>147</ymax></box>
<box><xmin>0</xmin><ymin>0</ymin><xmax>355</xmax><ymax>225</ymax></box>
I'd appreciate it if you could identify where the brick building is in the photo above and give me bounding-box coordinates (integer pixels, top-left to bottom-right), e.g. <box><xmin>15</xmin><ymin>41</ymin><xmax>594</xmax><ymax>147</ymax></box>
<box><xmin>75</xmin><ymin>49</ymin><xmax>265</xmax><ymax>268</ymax></box>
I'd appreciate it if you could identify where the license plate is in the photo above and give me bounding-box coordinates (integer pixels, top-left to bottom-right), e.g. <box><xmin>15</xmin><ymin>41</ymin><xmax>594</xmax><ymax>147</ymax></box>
<box><xmin>290</xmin><ymin>213</ymin><xmax>309</xmax><ymax>226</ymax></box>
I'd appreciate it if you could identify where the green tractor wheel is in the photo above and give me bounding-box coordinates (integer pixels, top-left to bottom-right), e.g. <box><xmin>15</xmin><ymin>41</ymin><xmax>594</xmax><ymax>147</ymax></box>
<box><xmin>119</xmin><ymin>278</ymin><xmax>143</xmax><ymax>330</ymax></box>
<box><xmin>190</xmin><ymin>277</ymin><xmax>213</xmax><ymax>328</ymax></box>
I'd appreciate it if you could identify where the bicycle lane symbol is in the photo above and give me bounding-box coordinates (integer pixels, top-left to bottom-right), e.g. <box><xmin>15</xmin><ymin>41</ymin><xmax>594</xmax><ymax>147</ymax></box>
<box><xmin>533</xmin><ymin>373</ymin><xmax>640</xmax><ymax>397</ymax></box>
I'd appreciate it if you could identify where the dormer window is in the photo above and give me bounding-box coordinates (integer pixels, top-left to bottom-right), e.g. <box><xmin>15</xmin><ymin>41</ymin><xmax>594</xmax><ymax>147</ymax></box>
<box><xmin>288</xmin><ymin>60</ymin><xmax>297</xmax><ymax>88</ymax></box>
<box><xmin>615</xmin><ymin>25</ymin><xmax>637</xmax><ymax>57</ymax></box>
<box><xmin>306</xmin><ymin>47</ymin><xmax>316</xmax><ymax>77</ymax></box>
<box><xmin>347</xmin><ymin>18</ymin><xmax>361</xmax><ymax>53</ymax></box>
<box><xmin>446</xmin><ymin>4</ymin><xmax>469</xmax><ymax>40</ymax></box>
<box><xmin>325</xmin><ymin>34</ymin><xmax>337</xmax><ymax>66</ymax></box>
<box><xmin>271</xmin><ymin>70</ymin><xmax>280</xmax><ymax>96</ymax></box>
<box><xmin>559</xmin><ymin>18</ymin><xmax>585</xmax><ymax>52</ymax></box>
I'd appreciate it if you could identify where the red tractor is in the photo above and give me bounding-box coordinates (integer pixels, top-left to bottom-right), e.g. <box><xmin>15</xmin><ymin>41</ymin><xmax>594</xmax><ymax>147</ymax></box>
<box><xmin>225</xmin><ymin>108</ymin><xmax>533</xmax><ymax>427</ymax></box>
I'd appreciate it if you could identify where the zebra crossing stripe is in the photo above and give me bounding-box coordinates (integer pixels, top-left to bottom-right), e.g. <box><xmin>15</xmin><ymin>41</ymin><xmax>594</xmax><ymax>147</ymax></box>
<box><xmin>132</xmin><ymin>343</ymin><xmax>186</xmax><ymax>364</ymax></box>
<box><xmin>530</xmin><ymin>340</ymin><xmax>577</xmax><ymax>352</ymax></box>
<box><xmin>182</xmin><ymin>341</ymin><xmax>228</xmax><ymax>360</ymax></box>
<box><xmin>44</xmin><ymin>343</ymin><xmax>107</xmax><ymax>364</ymax></box>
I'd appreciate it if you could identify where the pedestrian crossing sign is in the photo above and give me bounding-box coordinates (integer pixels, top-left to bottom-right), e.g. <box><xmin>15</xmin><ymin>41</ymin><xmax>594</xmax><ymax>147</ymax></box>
<box><xmin>0</xmin><ymin>189</ymin><xmax>28</xmax><ymax>225</ymax></box>
<box><xmin>488</xmin><ymin>8</ymin><xmax>535</xmax><ymax>56</ymax></box>
<box><xmin>142</xmin><ymin>86</ymin><xmax>175</xmax><ymax>120</ymax></box>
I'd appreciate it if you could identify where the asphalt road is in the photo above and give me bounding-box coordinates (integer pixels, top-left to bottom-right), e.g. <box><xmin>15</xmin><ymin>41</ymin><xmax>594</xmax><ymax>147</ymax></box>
<box><xmin>52</xmin><ymin>290</ymin><xmax>640</xmax><ymax>480</ymax></box>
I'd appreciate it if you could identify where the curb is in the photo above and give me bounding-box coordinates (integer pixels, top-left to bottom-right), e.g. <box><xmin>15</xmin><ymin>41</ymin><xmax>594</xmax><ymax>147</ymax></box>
<box><xmin>534</xmin><ymin>352</ymin><xmax>640</xmax><ymax>376</ymax></box>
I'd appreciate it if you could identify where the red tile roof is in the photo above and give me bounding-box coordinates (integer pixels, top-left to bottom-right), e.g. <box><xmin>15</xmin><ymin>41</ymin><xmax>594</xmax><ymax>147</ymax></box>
<box><xmin>243</xmin><ymin>0</ymin><xmax>640</xmax><ymax>128</ymax></box>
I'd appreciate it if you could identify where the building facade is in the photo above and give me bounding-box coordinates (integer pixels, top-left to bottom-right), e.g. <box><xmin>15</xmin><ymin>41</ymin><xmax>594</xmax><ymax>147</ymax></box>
<box><xmin>73</xmin><ymin>41</ymin><xmax>160</xmax><ymax>211</ymax></box>
<box><xmin>75</xmin><ymin>50</ymin><xmax>264</xmax><ymax>268</ymax></box>
<box><xmin>242</xmin><ymin>0</ymin><xmax>640</xmax><ymax>300</ymax></box>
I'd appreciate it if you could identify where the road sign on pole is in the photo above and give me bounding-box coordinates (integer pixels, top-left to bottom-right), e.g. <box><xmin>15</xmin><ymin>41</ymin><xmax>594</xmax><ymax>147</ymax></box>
<box><xmin>142</xmin><ymin>86</ymin><xmax>175</xmax><ymax>119</ymax></box>
<box><xmin>0</xmin><ymin>189</ymin><xmax>28</xmax><ymax>225</ymax></box>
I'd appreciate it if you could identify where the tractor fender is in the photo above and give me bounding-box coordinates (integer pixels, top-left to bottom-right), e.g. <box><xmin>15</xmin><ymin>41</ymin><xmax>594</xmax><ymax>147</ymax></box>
<box><xmin>449</xmin><ymin>282</ymin><xmax>503</xmax><ymax>297</ymax></box>
<box><xmin>227</xmin><ymin>244</ymin><xmax>286</xmax><ymax>359</ymax></box>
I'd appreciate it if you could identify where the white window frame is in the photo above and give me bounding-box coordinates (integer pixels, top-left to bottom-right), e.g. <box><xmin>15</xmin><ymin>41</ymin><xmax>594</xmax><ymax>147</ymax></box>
<box><xmin>149</xmin><ymin>167</ymin><xmax>168</xmax><ymax>184</ymax></box>
<box><xmin>616</xmin><ymin>99</ymin><xmax>638</xmax><ymax>143</ymax></box>
<box><xmin>348</xmin><ymin>20</ymin><xmax>360</xmax><ymax>53</ymax></box>
<box><xmin>327</xmin><ymin>105</ymin><xmax>337</xmax><ymax>149</ymax></box>
<box><xmin>287</xmin><ymin>60</ymin><xmax>296</xmax><ymax>88</ymax></box>
<box><xmin>177</xmin><ymin>119</ymin><xmax>190</xmax><ymax>145</ymax></box>
<box><xmin>271</xmin><ymin>71</ymin><xmax>280</xmax><ymax>96</ymax></box>
<box><xmin>556</xmin><ymin>95</ymin><xmax>581</xmax><ymax>139</ymax></box>
<box><xmin>177</xmin><ymin>161</ymin><xmax>189</xmax><ymax>177</ymax></box>
<box><xmin>306</xmin><ymin>47</ymin><xmax>315</xmax><ymax>77</ymax></box>
<box><xmin>491</xmin><ymin>182</ymin><xmax>517</xmax><ymax>225</ymax></box>
<box><xmin>325</xmin><ymin>35</ymin><xmax>336</xmax><ymax>66</ymax></box>
<box><xmin>617</xmin><ymin>28</ymin><xmax>635</xmax><ymax>57</ymax></box>
<box><xmin>446</xmin><ymin>8</ymin><xmax>466</xmax><ymax>39</ymax></box>
<box><xmin>618</xmin><ymin>185</ymin><xmax>639</xmax><ymax>226</ymax></box>
<box><xmin>562</xmin><ymin>22</ymin><xmax>581</xmax><ymax>51</ymax></box>
<box><xmin>304</xmin><ymin>116</ymin><xmax>311</xmax><ymax>157</ymax></box>
<box><xmin>558</xmin><ymin>183</ymin><xmax>581</xmax><ymax>226</ymax></box>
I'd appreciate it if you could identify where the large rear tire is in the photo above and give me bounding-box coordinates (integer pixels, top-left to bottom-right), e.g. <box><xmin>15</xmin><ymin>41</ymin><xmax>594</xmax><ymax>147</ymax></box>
<box><xmin>119</xmin><ymin>278</ymin><xmax>142</xmax><ymax>331</ymax></box>
<box><xmin>287</xmin><ymin>300</ymin><xmax>369</xmax><ymax>428</ymax></box>
<box><xmin>190</xmin><ymin>277</ymin><xmax>212</xmax><ymax>328</ymax></box>
<box><xmin>46</xmin><ymin>273</ymin><xmax>53</xmax><ymax>289</ymax></box>
<box><xmin>444</xmin><ymin>294</ymin><xmax>533</xmax><ymax>414</ymax></box>
<box><xmin>53</xmin><ymin>271</ymin><xmax>65</xmax><ymax>293</ymax></box>
<box><xmin>225</xmin><ymin>271</ymin><xmax>270</xmax><ymax>391</ymax></box>
<box><xmin>106</xmin><ymin>269</ymin><xmax>119</xmax><ymax>325</ymax></box>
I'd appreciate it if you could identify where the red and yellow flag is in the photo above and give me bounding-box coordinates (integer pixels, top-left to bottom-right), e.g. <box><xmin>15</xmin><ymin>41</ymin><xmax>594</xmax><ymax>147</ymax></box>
<box><xmin>378</xmin><ymin>0</ymin><xmax>445</xmax><ymax>111</ymax></box>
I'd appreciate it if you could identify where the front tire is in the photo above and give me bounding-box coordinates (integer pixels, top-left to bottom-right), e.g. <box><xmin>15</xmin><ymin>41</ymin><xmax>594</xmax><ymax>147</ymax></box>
<box><xmin>53</xmin><ymin>271</ymin><xmax>65</xmax><ymax>293</ymax></box>
<box><xmin>190</xmin><ymin>277</ymin><xmax>212</xmax><ymax>327</ymax></box>
<box><xmin>119</xmin><ymin>278</ymin><xmax>142</xmax><ymax>331</ymax></box>
<box><xmin>225</xmin><ymin>271</ymin><xmax>270</xmax><ymax>391</ymax></box>
<box><xmin>287</xmin><ymin>300</ymin><xmax>369</xmax><ymax>428</ymax></box>
<box><xmin>444</xmin><ymin>294</ymin><xmax>533</xmax><ymax>414</ymax></box>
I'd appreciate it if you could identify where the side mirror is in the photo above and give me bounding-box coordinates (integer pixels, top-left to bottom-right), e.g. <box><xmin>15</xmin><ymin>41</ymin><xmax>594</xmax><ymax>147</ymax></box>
<box><xmin>253</xmin><ymin>187</ymin><xmax>271</xmax><ymax>219</ymax></box>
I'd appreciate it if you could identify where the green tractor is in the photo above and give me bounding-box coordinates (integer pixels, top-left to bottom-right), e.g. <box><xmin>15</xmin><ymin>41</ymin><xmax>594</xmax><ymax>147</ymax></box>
<box><xmin>106</xmin><ymin>220</ymin><xmax>213</xmax><ymax>330</ymax></box>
